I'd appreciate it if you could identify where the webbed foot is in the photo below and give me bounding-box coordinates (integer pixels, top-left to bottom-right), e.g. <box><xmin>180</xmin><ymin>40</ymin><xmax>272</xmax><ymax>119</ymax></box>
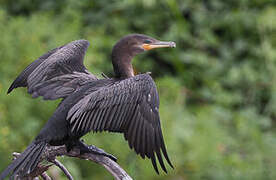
<box><xmin>67</xmin><ymin>140</ymin><xmax>117</xmax><ymax>162</ymax></box>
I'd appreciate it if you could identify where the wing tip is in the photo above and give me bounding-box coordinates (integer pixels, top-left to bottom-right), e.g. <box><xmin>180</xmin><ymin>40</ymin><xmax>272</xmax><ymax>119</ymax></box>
<box><xmin>151</xmin><ymin>155</ymin><xmax>160</xmax><ymax>175</ymax></box>
<box><xmin>161</xmin><ymin>144</ymin><xmax>174</xmax><ymax>169</ymax></box>
<box><xmin>7</xmin><ymin>83</ymin><xmax>16</xmax><ymax>94</ymax></box>
<box><xmin>7</xmin><ymin>88</ymin><xmax>12</xmax><ymax>94</ymax></box>
<box><xmin>168</xmin><ymin>159</ymin><xmax>174</xmax><ymax>169</ymax></box>
<box><xmin>71</xmin><ymin>39</ymin><xmax>90</xmax><ymax>48</ymax></box>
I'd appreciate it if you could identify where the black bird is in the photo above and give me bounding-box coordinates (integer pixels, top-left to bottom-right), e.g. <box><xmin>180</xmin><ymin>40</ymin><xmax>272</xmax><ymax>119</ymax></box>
<box><xmin>1</xmin><ymin>34</ymin><xmax>176</xmax><ymax>179</ymax></box>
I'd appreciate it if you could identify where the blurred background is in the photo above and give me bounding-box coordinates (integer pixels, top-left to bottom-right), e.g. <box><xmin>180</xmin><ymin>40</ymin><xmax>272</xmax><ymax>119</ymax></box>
<box><xmin>0</xmin><ymin>0</ymin><xmax>276</xmax><ymax>179</ymax></box>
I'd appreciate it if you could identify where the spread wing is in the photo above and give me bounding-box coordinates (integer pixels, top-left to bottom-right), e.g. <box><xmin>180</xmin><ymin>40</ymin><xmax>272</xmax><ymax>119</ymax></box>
<box><xmin>7</xmin><ymin>40</ymin><xmax>97</xmax><ymax>100</ymax></box>
<box><xmin>68</xmin><ymin>74</ymin><xmax>173</xmax><ymax>173</ymax></box>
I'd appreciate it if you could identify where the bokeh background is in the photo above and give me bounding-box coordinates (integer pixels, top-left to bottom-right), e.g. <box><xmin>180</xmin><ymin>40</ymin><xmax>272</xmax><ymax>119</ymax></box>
<box><xmin>0</xmin><ymin>0</ymin><xmax>276</xmax><ymax>179</ymax></box>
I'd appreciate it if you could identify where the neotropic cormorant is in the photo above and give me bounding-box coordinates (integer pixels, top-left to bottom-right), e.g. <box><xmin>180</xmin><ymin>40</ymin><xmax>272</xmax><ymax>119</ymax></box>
<box><xmin>0</xmin><ymin>34</ymin><xmax>176</xmax><ymax>179</ymax></box>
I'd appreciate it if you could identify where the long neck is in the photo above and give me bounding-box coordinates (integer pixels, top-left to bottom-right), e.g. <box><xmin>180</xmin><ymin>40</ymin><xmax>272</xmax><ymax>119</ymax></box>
<box><xmin>111</xmin><ymin>49</ymin><xmax>134</xmax><ymax>79</ymax></box>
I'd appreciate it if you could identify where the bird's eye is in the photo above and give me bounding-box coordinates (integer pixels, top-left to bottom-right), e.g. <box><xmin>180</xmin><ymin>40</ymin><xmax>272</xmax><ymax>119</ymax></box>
<box><xmin>143</xmin><ymin>40</ymin><xmax>152</xmax><ymax>44</ymax></box>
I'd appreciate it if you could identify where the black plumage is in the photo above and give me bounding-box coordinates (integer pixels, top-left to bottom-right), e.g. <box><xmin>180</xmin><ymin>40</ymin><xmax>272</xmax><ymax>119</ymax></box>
<box><xmin>1</xmin><ymin>34</ymin><xmax>176</xmax><ymax>179</ymax></box>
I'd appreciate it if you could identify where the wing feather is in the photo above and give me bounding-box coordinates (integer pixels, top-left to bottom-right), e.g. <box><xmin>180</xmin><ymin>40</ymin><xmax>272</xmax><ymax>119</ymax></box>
<box><xmin>94</xmin><ymin>108</ymin><xmax>105</xmax><ymax>132</ymax></box>
<box><xmin>80</xmin><ymin>112</ymin><xmax>91</xmax><ymax>133</ymax></box>
<box><xmin>134</xmin><ymin>112</ymin><xmax>143</xmax><ymax>153</ymax></box>
<box><xmin>96</xmin><ymin>107</ymin><xmax>106</xmax><ymax>132</ymax></box>
<box><xmin>90</xmin><ymin>108</ymin><xmax>101</xmax><ymax>133</ymax></box>
<box><xmin>109</xmin><ymin>103</ymin><xmax>121</xmax><ymax>129</ymax></box>
<box><xmin>77</xmin><ymin>112</ymin><xmax>87</xmax><ymax>132</ymax></box>
<box><xmin>158</xmin><ymin>127</ymin><xmax>174</xmax><ymax>168</ymax></box>
<box><xmin>147</xmin><ymin>126</ymin><xmax>159</xmax><ymax>174</ymax></box>
<box><xmin>136</xmin><ymin>117</ymin><xmax>144</xmax><ymax>157</ymax></box>
<box><xmin>7</xmin><ymin>46</ymin><xmax>64</xmax><ymax>93</ymax></box>
<box><xmin>140</xmin><ymin>119</ymin><xmax>146</xmax><ymax>158</ymax></box>
<box><xmin>155</xmin><ymin>132</ymin><xmax>167</xmax><ymax>173</ymax></box>
<box><xmin>134</xmin><ymin>112</ymin><xmax>143</xmax><ymax>154</ymax></box>
<box><xmin>115</xmin><ymin>103</ymin><xmax>128</xmax><ymax>130</ymax></box>
<box><xmin>68</xmin><ymin>74</ymin><xmax>172</xmax><ymax>173</ymax></box>
<box><xmin>100</xmin><ymin>107</ymin><xmax>111</xmax><ymax>130</ymax></box>
<box><xmin>127</xmin><ymin>105</ymin><xmax>139</xmax><ymax>148</ymax></box>
<box><xmin>8</xmin><ymin>40</ymin><xmax>97</xmax><ymax>100</ymax></box>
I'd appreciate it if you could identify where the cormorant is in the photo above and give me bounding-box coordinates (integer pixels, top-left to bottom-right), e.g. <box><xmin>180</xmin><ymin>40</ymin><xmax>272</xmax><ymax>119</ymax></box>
<box><xmin>0</xmin><ymin>34</ymin><xmax>176</xmax><ymax>179</ymax></box>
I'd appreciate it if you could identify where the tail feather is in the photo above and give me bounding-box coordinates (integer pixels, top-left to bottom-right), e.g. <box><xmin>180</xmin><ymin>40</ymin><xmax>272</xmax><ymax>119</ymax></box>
<box><xmin>12</xmin><ymin>144</ymin><xmax>41</xmax><ymax>177</ymax></box>
<box><xmin>23</xmin><ymin>143</ymin><xmax>46</xmax><ymax>174</ymax></box>
<box><xmin>0</xmin><ymin>144</ymin><xmax>35</xmax><ymax>179</ymax></box>
<box><xmin>10</xmin><ymin>145</ymin><xmax>39</xmax><ymax>178</ymax></box>
<box><xmin>0</xmin><ymin>141</ymin><xmax>46</xmax><ymax>180</ymax></box>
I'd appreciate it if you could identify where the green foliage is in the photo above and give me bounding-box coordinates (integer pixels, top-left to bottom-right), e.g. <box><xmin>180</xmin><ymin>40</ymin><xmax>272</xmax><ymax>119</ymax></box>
<box><xmin>0</xmin><ymin>0</ymin><xmax>276</xmax><ymax>179</ymax></box>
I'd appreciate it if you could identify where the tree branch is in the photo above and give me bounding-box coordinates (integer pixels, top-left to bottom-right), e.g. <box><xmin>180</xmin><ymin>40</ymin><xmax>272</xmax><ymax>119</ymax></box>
<box><xmin>40</xmin><ymin>172</ymin><xmax>52</xmax><ymax>180</ymax></box>
<box><xmin>50</xmin><ymin>159</ymin><xmax>73</xmax><ymax>180</ymax></box>
<box><xmin>13</xmin><ymin>145</ymin><xmax>132</xmax><ymax>180</ymax></box>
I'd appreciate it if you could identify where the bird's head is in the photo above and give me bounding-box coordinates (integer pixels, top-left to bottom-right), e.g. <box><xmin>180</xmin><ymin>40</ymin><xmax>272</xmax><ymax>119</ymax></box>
<box><xmin>111</xmin><ymin>34</ymin><xmax>176</xmax><ymax>78</ymax></box>
<box><xmin>112</xmin><ymin>34</ymin><xmax>176</xmax><ymax>57</ymax></box>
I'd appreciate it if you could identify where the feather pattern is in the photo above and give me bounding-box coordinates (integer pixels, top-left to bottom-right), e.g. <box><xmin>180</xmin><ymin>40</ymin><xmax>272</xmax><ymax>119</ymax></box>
<box><xmin>2</xmin><ymin>35</ymin><xmax>175</xmax><ymax>179</ymax></box>
<box><xmin>7</xmin><ymin>40</ymin><xmax>97</xmax><ymax>100</ymax></box>
<box><xmin>68</xmin><ymin>74</ymin><xmax>173</xmax><ymax>173</ymax></box>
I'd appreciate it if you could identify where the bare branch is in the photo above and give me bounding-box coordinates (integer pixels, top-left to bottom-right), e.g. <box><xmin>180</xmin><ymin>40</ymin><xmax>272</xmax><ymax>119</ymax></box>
<box><xmin>50</xmin><ymin>159</ymin><xmax>73</xmax><ymax>180</ymax></box>
<box><xmin>13</xmin><ymin>145</ymin><xmax>132</xmax><ymax>180</ymax></box>
<box><xmin>40</xmin><ymin>172</ymin><xmax>52</xmax><ymax>180</ymax></box>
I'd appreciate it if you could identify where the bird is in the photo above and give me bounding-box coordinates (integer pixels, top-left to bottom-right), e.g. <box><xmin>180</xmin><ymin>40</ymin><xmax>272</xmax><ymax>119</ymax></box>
<box><xmin>1</xmin><ymin>34</ymin><xmax>176</xmax><ymax>179</ymax></box>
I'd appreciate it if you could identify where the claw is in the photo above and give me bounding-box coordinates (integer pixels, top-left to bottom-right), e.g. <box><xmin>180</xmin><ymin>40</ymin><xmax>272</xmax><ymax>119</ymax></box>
<box><xmin>71</xmin><ymin>140</ymin><xmax>118</xmax><ymax>162</ymax></box>
<box><xmin>87</xmin><ymin>145</ymin><xmax>117</xmax><ymax>162</ymax></box>
<box><xmin>102</xmin><ymin>152</ymin><xmax>117</xmax><ymax>162</ymax></box>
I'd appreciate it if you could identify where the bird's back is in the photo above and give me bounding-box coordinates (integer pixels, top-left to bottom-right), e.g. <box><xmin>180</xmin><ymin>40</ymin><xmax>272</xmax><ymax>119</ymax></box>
<box><xmin>35</xmin><ymin>78</ymin><xmax>117</xmax><ymax>145</ymax></box>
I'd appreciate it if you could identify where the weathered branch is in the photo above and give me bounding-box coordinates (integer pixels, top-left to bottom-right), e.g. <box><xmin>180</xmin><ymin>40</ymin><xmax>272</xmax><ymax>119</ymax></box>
<box><xmin>50</xmin><ymin>159</ymin><xmax>73</xmax><ymax>180</ymax></box>
<box><xmin>13</xmin><ymin>145</ymin><xmax>132</xmax><ymax>180</ymax></box>
<box><xmin>40</xmin><ymin>172</ymin><xmax>52</xmax><ymax>180</ymax></box>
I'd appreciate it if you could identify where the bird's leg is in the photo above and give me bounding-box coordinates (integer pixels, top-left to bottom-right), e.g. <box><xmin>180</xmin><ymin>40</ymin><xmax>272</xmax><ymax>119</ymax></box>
<box><xmin>70</xmin><ymin>140</ymin><xmax>117</xmax><ymax>162</ymax></box>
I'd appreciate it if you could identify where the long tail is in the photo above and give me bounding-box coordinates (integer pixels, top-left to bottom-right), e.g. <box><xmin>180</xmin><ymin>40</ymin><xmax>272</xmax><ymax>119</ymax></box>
<box><xmin>0</xmin><ymin>141</ymin><xmax>47</xmax><ymax>180</ymax></box>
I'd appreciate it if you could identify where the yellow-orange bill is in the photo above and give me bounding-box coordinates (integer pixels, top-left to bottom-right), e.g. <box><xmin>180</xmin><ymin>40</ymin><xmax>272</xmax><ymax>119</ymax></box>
<box><xmin>142</xmin><ymin>41</ymin><xmax>176</xmax><ymax>50</ymax></box>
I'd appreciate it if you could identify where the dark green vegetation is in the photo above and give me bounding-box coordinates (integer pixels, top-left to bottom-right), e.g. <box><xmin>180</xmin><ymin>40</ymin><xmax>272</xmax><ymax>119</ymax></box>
<box><xmin>0</xmin><ymin>0</ymin><xmax>275</xmax><ymax>179</ymax></box>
